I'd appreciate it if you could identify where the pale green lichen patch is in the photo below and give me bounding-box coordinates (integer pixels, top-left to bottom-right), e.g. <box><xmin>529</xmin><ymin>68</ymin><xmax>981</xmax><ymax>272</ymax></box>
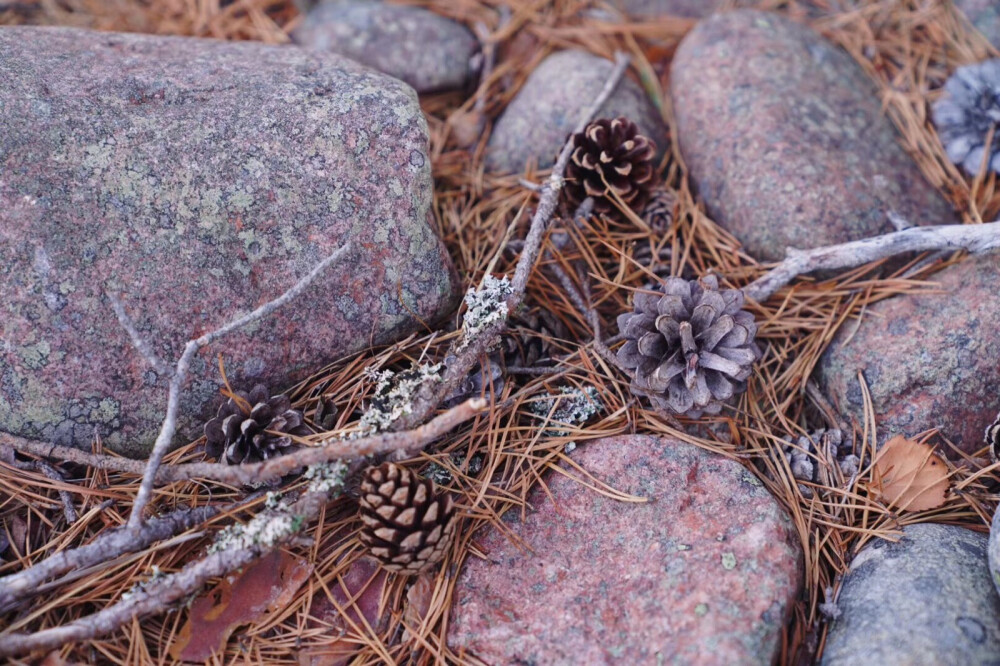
<box><xmin>722</xmin><ymin>552</ymin><xmax>737</xmax><ymax>570</ymax></box>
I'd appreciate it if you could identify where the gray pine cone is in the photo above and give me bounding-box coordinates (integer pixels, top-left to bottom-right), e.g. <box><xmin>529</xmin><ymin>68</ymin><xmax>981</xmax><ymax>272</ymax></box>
<box><xmin>616</xmin><ymin>275</ymin><xmax>760</xmax><ymax>416</ymax></box>
<box><xmin>933</xmin><ymin>59</ymin><xmax>1000</xmax><ymax>175</ymax></box>
<box><xmin>204</xmin><ymin>384</ymin><xmax>312</xmax><ymax>465</ymax></box>
<box><xmin>780</xmin><ymin>429</ymin><xmax>858</xmax><ymax>498</ymax></box>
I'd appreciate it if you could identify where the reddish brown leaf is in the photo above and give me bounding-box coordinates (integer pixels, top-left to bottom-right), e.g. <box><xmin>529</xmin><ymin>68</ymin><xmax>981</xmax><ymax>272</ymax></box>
<box><xmin>171</xmin><ymin>550</ymin><xmax>313</xmax><ymax>662</ymax></box>
<box><xmin>873</xmin><ymin>435</ymin><xmax>950</xmax><ymax>511</ymax></box>
<box><xmin>298</xmin><ymin>557</ymin><xmax>388</xmax><ymax>666</ymax></box>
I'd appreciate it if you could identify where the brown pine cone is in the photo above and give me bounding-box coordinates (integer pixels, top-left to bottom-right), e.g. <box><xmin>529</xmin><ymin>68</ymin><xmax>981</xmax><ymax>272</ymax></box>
<box><xmin>564</xmin><ymin>117</ymin><xmax>656</xmax><ymax>218</ymax></box>
<box><xmin>616</xmin><ymin>275</ymin><xmax>761</xmax><ymax>416</ymax></box>
<box><xmin>359</xmin><ymin>462</ymin><xmax>457</xmax><ymax>574</ymax></box>
<box><xmin>203</xmin><ymin>384</ymin><xmax>312</xmax><ymax>465</ymax></box>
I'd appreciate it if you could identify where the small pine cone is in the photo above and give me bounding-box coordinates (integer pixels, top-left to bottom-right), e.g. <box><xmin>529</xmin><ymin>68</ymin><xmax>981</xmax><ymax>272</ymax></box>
<box><xmin>616</xmin><ymin>275</ymin><xmax>761</xmax><ymax>416</ymax></box>
<box><xmin>564</xmin><ymin>117</ymin><xmax>656</xmax><ymax>218</ymax></box>
<box><xmin>203</xmin><ymin>384</ymin><xmax>312</xmax><ymax>465</ymax></box>
<box><xmin>642</xmin><ymin>187</ymin><xmax>677</xmax><ymax>234</ymax></box>
<box><xmin>359</xmin><ymin>462</ymin><xmax>457</xmax><ymax>574</ymax></box>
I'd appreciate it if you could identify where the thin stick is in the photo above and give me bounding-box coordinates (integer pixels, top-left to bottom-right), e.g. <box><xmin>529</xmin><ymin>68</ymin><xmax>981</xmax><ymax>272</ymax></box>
<box><xmin>393</xmin><ymin>53</ymin><xmax>631</xmax><ymax>432</ymax></box>
<box><xmin>0</xmin><ymin>487</ymin><xmax>337</xmax><ymax>659</ymax></box>
<box><xmin>0</xmin><ymin>506</ymin><xmax>218</xmax><ymax>612</ymax></box>
<box><xmin>743</xmin><ymin>222</ymin><xmax>1000</xmax><ymax>303</ymax></box>
<box><xmin>3</xmin><ymin>397</ymin><xmax>482</xmax><ymax>488</ymax></box>
<box><xmin>108</xmin><ymin>293</ymin><xmax>169</xmax><ymax>374</ymax></box>
<box><xmin>127</xmin><ymin>243</ymin><xmax>352</xmax><ymax>530</ymax></box>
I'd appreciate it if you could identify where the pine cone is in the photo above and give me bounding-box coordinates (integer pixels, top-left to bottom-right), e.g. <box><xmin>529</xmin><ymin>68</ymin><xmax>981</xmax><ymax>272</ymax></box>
<box><xmin>359</xmin><ymin>462</ymin><xmax>457</xmax><ymax>574</ymax></box>
<box><xmin>616</xmin><ymin>275</ymin><xmax>761</xmax><ymax>416</ymax></box>
<box><xmin>204</xmin><ymin>384</ymin><xmax>312</xmax><ymax>464</ymax></box>
<box><xmin>779</xmin><ymin>429</ymin><xmax>858</xmax><ymax>498</ymax></box>
<box><xmin>564</xmin><ymin>117</ymin><xmax>656</xmax><ymax>218</ymax></box>
<box><xmin>642</xmin><ymin>187</ymin><xmax>677</xmax><ymax>234</ymax></box>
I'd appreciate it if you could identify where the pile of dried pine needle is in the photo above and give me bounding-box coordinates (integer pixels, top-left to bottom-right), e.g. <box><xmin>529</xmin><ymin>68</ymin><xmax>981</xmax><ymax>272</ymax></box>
<box><xmin>2</xmin><ymin>0</ymin><xmax>1000</xmax><ymax>664</ymax></box>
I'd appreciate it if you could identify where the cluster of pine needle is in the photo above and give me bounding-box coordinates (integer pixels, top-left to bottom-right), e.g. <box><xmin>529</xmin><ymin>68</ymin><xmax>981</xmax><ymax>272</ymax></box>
<box><xmin>2</xmin><ymin>1</ymin><xmax>1000</xmax><ymax>664</ymax></box>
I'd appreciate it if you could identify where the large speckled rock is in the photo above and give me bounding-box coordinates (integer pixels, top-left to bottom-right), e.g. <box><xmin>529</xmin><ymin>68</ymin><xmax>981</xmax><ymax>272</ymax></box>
<box><xmin>293</xmin><ymin>1</ymin><xmax>478</xmax><ymax>94</ymax></box>
<box><xmin>0</xmin><ymin>27</ymin><xmax>456</xmax><ymax>457</ymax></box>
<box><xmin>486</xmin><ymin>50</ymin><xmax>667</xmax><ymax>174</ymax></box>
<box><xmin>816</xmin><ymin>255</ymin><xmax>1000</xmax><ymax>457</ymax></box>
<box><xmin>670</xmin><ymin>10</ymin><xmax>954</xmax><ymax>262</ymax></box>
<box><xmin>955</xmin><ymin>0</ymin><xmax>1000</xmax><ymax>48</ymax></box>
<box><xmin>448</xmin><ymin>435</ymin><xmax>802</xmax><ymax>664</ymax></box>
<box><xmin>822</xmin><ymin>523</ymin><xmax>1000</xmax><ymax>665</ymax></box>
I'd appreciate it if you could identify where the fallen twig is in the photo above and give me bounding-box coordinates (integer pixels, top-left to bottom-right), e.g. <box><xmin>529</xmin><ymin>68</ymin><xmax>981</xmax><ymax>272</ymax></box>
<box><xmin>127</xmin><ymin>243</ymin><xmax>353</xmax><ymax>530</ymax></box>
<box><xmin>393</xmin><ymin>52</ymin><xmax>631</xmax><ymax>431</ymax></box>
<box><xmin>0</xmin><ymin>506</ymin><xmax>218</xmax><ymax>612</ymax></box>
<box><xmin>0</xmin><ymin>484</ymin><xmax>339</xmax><ymax>659</ymax></box>
<box><xmin>743</xmin><ymin>221</ymin><xmax>1000</xmax><ymax>303</ymax></box>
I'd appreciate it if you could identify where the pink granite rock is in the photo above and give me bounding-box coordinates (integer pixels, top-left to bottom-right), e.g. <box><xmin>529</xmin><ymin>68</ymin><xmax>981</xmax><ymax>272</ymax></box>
<box><xmin>0</xmin><ymin>27</ymin><xmax>456</xmax><ymax>457</ymax></box>
<box><xmin>448</xmin><ymin>435</ymin><xmax>802</xmax><ymax>664</ymax></box>
<box><xmin>816</xmin><ymin>255</ymin><xmax>1000</xmax><ymax>457</ymax></box>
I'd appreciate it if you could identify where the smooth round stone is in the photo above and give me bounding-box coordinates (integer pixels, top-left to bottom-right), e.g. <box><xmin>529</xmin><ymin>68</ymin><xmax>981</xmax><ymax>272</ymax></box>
<box><xmin>448</xmin><ymin>435</ymin><xmax>802</xmax><ymax>664</ymax></box>
<box><xmin>0</xmin><ymin>27</ymin><xmax>456</xmax><ymax>457</ymax></box>
<box><xmin>822</xmin><ymin>523</ymin><xmax>1000</xmax><ymax>665</ymax></box>
<box><xmin>816</xmin><ymin>255</ymin><xmax>1000</xmax><ymax>457</ymax></box>
<box><xmin>485</xmin><ymin>50</ymin><xmax>668</xmax><ymax>174</ymax></box>
<box><xmin>293</xmin><ymin>1</ymin><xmax>478</xmax><ymax>94</ymax></box>
<box><xmin>670</xmin><ymin>10</ymin><xmax>954</xmax><ymax>262</ymax></box>
<box><xmin>611</xmin><ymin>0</ymin><xmax>726</xmax><ymax>18</ymax></box>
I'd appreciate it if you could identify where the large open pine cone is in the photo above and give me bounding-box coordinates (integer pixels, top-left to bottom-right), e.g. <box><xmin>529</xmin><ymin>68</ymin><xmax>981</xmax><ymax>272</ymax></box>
<box><xmin>564</xmin><ymin>117</ymin><xmax>656</xmax><ymax>218</ymax></box>
<box><xmin>359</xmin><ymin>462</ymin><xmax>457</xmax><ymax>574</ymax></box>
<box><xmin>616</xmin><ymin>275</ymin><xmax>761</xmax><ymax>416</ymax></box>
<box><xmin>204</xmin><ymin>384</ymin><xmax>311</xmax><ymax>464</ymax></box>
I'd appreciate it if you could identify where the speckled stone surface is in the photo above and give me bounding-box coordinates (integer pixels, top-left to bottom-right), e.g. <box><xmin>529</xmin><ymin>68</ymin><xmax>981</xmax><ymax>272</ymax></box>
<box><xmin>822</xmin><ymin>523</ymin><xmax>1000</xmax><ymax>665</ymax></box>
<box><xmin>670</xmin><ymin>10</ymin><xmax>954</xmax><ymax>262</ymax></box>
<box><xmin>0</xmin><ymin>27</ymin><xmax>456</xmax><ymax>457</ymax></box>
<box><xmin>816</xmin><ymin>255</ymin><xmax>1000</xmax><ymax>457</ymax></box>
<box><xmin>485</xmin><ymin>50</ymin><xmax>668</xmax><ymax>174</ymax></box>
<box><xmin>955</xmin><ymin>0</ymin><xmax>1000</xmax><ymax>48</ymax></box>
<box><xmin>448</xmin><ymin>435</ymin><xmax>802</xmax><ymax>665</ymax></box>
<box><xmin>293</xmin><ymin>1</ymin><xmax>478</xmax><ymax>94</ymax></box>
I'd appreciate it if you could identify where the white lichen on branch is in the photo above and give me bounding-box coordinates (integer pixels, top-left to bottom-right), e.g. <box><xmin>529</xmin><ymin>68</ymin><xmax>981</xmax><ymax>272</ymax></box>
<box><xmin>303</xmin><ymin>460</ymin><xmax>348</xmax><ymax>494</ymax></box>
<box><xmin>207</xmin><ymin>492</ymin><xmax>304</xmax><ymax>554</ymax></box>
<box><xmin>360</xmin><ymin>362</ymin><xmax>444</xmax><ymax>433</ymax></box>
<box><xmin>460</xmin><ymin>275</ymin><xmax>513</xmax><ymax>345</ymax></box>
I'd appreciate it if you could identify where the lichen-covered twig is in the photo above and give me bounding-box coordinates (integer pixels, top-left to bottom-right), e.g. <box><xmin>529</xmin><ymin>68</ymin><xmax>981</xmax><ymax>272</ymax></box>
<box><xmin>393</xmin><ymin>52</ymin><xmax>631</xmax><ymax>431</ymax></box>
<box><xmin>127</xmin><ymin>243</ymin><xmax>352</xmax><ymax>530</ymax></box>
<box><xmin>0</xmin><ymin>506</ymin><xmax>219</xmax><ymax>613</ymax></box>
<box><xmin>0</xmin><ymin>483</ymin><xmax>341</xmax><ymax>659</ymax></box>
<box><xmin>2</xmin><ymin>398</ymin><xmax>483</xmax><ymax>489</ymax></box>
<box><xmin>743</xmin><ymin>221</ymin><xmax>1000</xmax><ymax>303</ymax></box>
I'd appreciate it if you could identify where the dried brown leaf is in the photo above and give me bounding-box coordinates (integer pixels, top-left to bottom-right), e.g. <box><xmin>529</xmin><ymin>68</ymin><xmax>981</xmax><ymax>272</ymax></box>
<box><xmin>170</xmin><ymin>550</ymin><xmax>313</xmax><ymax>662</ymax></box>
<box><xmin>873</xmin><ymin>435</ymin><xmax>950</xmax><ymax>511</ymax></box>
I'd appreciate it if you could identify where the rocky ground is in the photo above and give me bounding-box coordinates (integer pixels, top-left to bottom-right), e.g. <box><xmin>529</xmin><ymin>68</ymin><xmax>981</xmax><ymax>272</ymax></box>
<box><xmin>2</xmin><ymin>1</ymin><xmax>1000</xmax><ymax>665</ymax></box>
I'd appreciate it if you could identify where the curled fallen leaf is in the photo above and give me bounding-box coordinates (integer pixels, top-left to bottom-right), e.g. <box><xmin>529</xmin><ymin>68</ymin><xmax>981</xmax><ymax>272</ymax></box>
<box><xmin>872</xmin><ymin>435</ymin><xmax>950</xmax><ymax>512</ymax></box>
<box><xmin>170</xmin><ymin>550</ymin><xmax>313</xmax><ymax>662</ymax></box>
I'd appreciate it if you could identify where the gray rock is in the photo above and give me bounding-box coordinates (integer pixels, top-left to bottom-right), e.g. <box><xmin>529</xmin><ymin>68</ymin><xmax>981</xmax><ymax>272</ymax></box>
<box><xmin>955</xmin><ymin>0</ymin><xmax>1000</xmax><ymax>48</ymax></box>
<box><xmin>0</xmin><ymin>26</ymin><xmax>456</xmax><ymax>457</ymax></box>
<box><xmin>822</xmin><ymin>523</ymin><xmax>1000</xmax><ymax>665</ymax></box>
<box><xmin>816</xmin><ymin>255</ymin><xmax>1000</xmax><ymax>458</ymax></box>
<box><xmin>611</xmin><ymin>0</ymin><xmax>727</xmax><ymax>19</ymax></box>
<box><xmin>486</xmin><ymin>49</ymin><xmax>667</xmax><ymax>174</ymax></box>
<box><xmin>293</xmin><ymin>1</ymin><xmax>478</xmax><ymax>94</ymax></box>
<box><xmin>670</xmin><ymin>10</ymin><xmax>955</xmax><ymax>261</ymax></box>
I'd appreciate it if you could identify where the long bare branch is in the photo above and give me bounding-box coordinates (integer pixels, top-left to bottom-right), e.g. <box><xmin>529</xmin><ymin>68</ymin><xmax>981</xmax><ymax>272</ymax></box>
<box><xmin>0</xmin><ymin>506</ymin><xmax>218</xmax><ymax>612</ymax></box>
<box><xmin>743</xmin><ymin>221</ymin><xmax>1000</xmax><ymax>303</ymax></box>
<box><xmin>0</xmin><ymin>486</ymin><xmax>337</xmax><ymax>659</ymax></box>
<box><xmin>127</xmin><ymin>243</ymin><xmax>352</xmax><ymax>530</ymax></box>
<box><xmin>393</xmin><ymin>52</ymin><xmax>631</xmax><ymax>431</ymax></box>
